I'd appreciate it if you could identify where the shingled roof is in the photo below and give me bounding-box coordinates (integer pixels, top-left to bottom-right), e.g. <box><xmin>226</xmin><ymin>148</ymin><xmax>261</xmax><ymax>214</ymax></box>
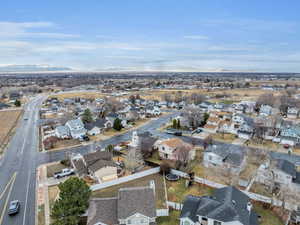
<box><xmin>87</xmin><ymin>186</ymin><xmax>156</xmax><ymax>225</ymax></box>
<box><xmin>180</xmin><ymin>186</ymin><xmax>259</xmax><ymax>225</ymax></box>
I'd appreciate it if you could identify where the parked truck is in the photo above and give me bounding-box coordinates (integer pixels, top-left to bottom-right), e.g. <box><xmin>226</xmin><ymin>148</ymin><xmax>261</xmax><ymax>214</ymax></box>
<box><xmin>54</xmin><ymin>168</ymin><xmax>75</xmax><ymax>179</ymax></box>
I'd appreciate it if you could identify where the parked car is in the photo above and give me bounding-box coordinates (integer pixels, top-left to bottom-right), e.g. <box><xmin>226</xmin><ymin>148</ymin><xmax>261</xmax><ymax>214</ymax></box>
<box><xmin>8</xmin><ymin>200</ymin><xmax>20</xmax><ymax>215</ymax></box>
<box><xmin>165</xmin><ymin>129</ymin><xmax>182</xmax><ymax>136</ymax></box>
<box><xmin>54</xmin><ymin>168</ymin><xmax>75</xmax><ymax>179</ymax></box>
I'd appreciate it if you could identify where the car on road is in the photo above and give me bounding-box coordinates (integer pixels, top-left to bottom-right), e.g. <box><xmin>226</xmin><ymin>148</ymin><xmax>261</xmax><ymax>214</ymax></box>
<box><xmin>54</xmin><ymin>168</ymin><xmax>75</xmax><ymax>179</ymax></box>
<box><xmin>165</xmin><ymin>129</ymin><xmax>182</xmax><ymax>136</ymax></box>
<box><xmin>24</xmin><ymin>118</ymin><xmax>28</xmax><ymax>121</ymax></box>
<box><xmin>8</xmin><ymin>200</ymin><xmax>20</xmax><ymax>215</ymax></box>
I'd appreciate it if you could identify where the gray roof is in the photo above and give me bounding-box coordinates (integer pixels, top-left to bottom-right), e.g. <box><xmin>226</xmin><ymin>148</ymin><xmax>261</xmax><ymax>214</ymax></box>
<box><xmin>87</xmin><ymin>186</ymin><xmax>156</xmax><ymax>225</ymax></box>
<box><xmin>84</xmin><ymin>118</ymin><xmax>109</xmax><ymax>130</ymax></box>
<box><xmin>205</xmin><ymin>144</ymin><xmax>246</xmax><ymax>167</ymax></box>
<box><xmin>55</xmin><ymin>125</ymin><xmax>70</xmax><ymax>136</ymax></box>
<box><xmin>117</xmin><ymin>187</ymin><xmax>156</xmax><ymax>219</ymax></box>
<box><xmin>180</xmin><ymin>186</ymin><xmax>259</xmax><ymax>225</ymax></box>
<box><xmin>66</xmin><ymin>118</ymin><xmax>84</xmax><ymax>130</ymax></box>
<box><xmin>276</xmin><ymin>159</ymin><xmax>297</xmax><ymax>177</ymax></box>
<box><xmin>87</xmin><ymin>198</ymin><xmax>118</xmax><ymax>225</ymax></box>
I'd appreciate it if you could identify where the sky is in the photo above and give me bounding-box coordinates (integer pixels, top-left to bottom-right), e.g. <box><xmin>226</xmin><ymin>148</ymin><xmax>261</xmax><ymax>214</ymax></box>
<box><xmin>0</xmin><ymin>0</ymin><xmax>300</xmax><ymax>72</ymax></box>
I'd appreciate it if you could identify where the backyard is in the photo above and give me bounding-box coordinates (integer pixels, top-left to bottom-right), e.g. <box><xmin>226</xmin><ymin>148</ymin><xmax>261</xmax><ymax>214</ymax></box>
<box><xmin>166</xmin><ymin>178</ymin><xmax>214</xmax><ymax>203</ymax></box>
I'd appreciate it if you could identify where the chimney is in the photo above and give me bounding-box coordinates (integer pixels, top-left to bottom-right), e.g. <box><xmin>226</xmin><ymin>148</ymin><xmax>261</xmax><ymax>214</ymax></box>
<box><xmin>247</xmin><ymin>202</ymin><xmax>252</xmax><ymax>213</ymax></box>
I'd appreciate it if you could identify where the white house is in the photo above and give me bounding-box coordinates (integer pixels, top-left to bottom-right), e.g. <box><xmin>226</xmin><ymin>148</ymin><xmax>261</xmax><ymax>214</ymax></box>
<box><xmin>66</xmin><ymin>118</ymin><xmax>87</xmax><ymax>139</ymax></box>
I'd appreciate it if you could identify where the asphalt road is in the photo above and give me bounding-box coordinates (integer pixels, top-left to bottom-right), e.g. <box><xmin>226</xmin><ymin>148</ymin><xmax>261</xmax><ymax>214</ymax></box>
<box><xmin>0</xmin><ymin>95</ymin><xmax>46</xmax><ymax>225</ymax></box>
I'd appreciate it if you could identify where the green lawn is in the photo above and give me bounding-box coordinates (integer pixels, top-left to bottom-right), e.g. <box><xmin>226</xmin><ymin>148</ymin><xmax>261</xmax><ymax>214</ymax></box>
<box><xmin>167</xmin><ymin>178</ymin><xmax>214</xmax><ymax>203</ymax></box>
<box><xmin>157</xmin><ymin>210</ymin><xmax>180</xmax><ymax>225</ymax></box>
<box><xmin>253</xmin><ymin>203</ymin><xmax>284</xmax><ymax>225</ymax></box>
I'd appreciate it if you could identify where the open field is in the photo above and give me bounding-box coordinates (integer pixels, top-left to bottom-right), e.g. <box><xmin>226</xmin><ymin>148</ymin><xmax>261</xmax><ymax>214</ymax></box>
<box><xmin>0</xmin><ymin>109</ymin><xmax>23</xmax><ymax>154</ymax></box>
<box><xmin>49</xmin><ymin>91</ymin><xmax>105</xmax><ymax>100</ymax></box>
<box><xmin>92</xmin><ymin>173</ymin><xmax>167</xmax><ymax>208</ymax></box>
<box><xmin>139</xmin><ymin>88</ymin><xmax>279</xmax><ymax>101</ymax></box>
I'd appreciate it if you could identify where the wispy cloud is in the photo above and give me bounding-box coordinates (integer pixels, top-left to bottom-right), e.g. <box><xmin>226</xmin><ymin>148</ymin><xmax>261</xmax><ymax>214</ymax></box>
<box><xmin>0</xmin><ymin>21</ymin><xmax>79</xmax><ymax>39</ymax></box>
<box><xmin>183</xmin><ymin>35</ymin><xmax>209</xmax><ymax>40</ymax></box>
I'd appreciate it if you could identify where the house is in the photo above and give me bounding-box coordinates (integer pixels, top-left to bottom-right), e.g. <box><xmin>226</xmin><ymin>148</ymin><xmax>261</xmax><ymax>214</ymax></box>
<box><xmin>280</xmin><ymin>125</ymin><xmax>300</xmax><ymax>146</ymax></box>
<box><xmin>180</xmin><ymin>186</ymin><xmax>259</xmax><ymax>225</ymax></box>
<box><xmin>87</xmin><ymin>186</ymin><xmax>156</xmax><ymax>225</ymax></box>
<box><xmin>55</xmin><ymin>125</ymin><xmax>70</xmax><ymax>139</ymax></box>
<box><xmin>203</xmin><ymin>116</ymin><xmax>221</xmax><ymax>133</ymax></box>
<box><xmin>259</xmin><ymin>104</ymin><xmax>272</xmax><ymax>117</ymax></box>
<box><xmin>287</xmin><ymin>107</ymin><xmax>299</xmax><ymax>119</ymax></box>
<box><xmin>146</xmin><ymin>106</ymin><xmax>161</xmax><ymax>117</ymax></box>
<box><xmin>154</xmin><ymin>138</ymin><xmax>195</xmax><ymax>162</ymax></box>
<box><xmin>106</xmin><ymin>112</ymin><xmax>119</xmax><ymax>124</ymax></box>
<box><xmin>256</xmin><ymin>157</ymin><xmax>300</xmax><ymax>191</ymax></box>
<box><xmin>85</xmin><ymin>119</ymin><xmax>112</xmax><ymax>136</ymax></box>
<box><xmin>203</xmin><ymin>144</ymin><xmax>246</xmax><ymax>174</ymax></box>
<box><xmin>71</xmin><ymin>151</ymin><xmax>117</xmax><ymax>183</ymax></box>
<box><xmin>65</xmin><ymin>118</ymin><xmax>87</xmax><ymax>139</ymax></box>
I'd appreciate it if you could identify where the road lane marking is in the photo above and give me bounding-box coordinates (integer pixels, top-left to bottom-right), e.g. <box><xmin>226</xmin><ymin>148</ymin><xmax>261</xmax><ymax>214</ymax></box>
<box><xmin>0</xmin><ymin>172</ymin><xmax>17</xmax><ymax>225</ymax></box>
<box><xmin>0</xmin><ymin>172</ymin><xmax>16</xmax><ymax>201</ymax></box>
<box><xmin>22</xmin><ymin>170</ymin><xmax>31</xmax><ymax>225</ymax></box>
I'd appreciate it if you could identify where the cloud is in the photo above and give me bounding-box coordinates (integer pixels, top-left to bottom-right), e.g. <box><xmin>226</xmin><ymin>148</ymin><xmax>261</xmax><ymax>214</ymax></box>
<box><xmin>183</xmin><ymin>35</ymin><xmax>209</xmax><ymax>40</ymax></box>
<box><xmin>0</xmin><ymin>21</ymin><xmax>79</xmax><ymax>39</ymax></box>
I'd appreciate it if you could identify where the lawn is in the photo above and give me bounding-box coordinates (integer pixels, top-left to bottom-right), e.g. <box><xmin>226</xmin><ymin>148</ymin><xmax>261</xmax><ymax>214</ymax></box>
<box><xmin>92</xmin><ymin>173</ymin><xmax>167</xmax><ymax>208</ymax></box>
<box><xmin>0</xmin><ymin>110</ymin><xmax>23</xmax><ymax>153</ymax></box>
<box><xmin>48</xmin><ymin>185</ymin><xmax>60</xmax><ymax>210</ymax></box>
<box><xmin>249</xmin><ymin>182</ymin><xmax>273</xmax><ymax>198</ymax></box>
<box><xmin>166</xmin><ymin>178</ymin><xmax>214</xmax><ymax>203</ymax></box>
<box><xmin>239</xmin><ymin>162</ymin><xmax>259</xmax><ymax>181</ymax></box>
<box><xmin>211</xmin><ymin>133</ymin><xmax>236</xmax><ymax>143</ymax></box>
<box><xmin>38</xmin><ymin>204</ymin><xmax>45</xmax><ymax>225</ymax></box>
<box><xmin>157</xmin><ymin>210</ymin><xmax>180</xmax><ymax>225</ymax></box>
<box><xmin>253</xmin><ymin>203</ymin><xmax>285</xmax><ymax>225</ymax></box>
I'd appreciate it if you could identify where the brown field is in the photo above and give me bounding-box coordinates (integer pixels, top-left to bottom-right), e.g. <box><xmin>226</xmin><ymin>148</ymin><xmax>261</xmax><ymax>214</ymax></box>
<box><xmin>138</xmin><ymin>88</ymin><xmax>281</xmax><ymax>102</ymax></box>
<box><xmin>49</xmin><ymin>91</ymin><xmax>105</xmax><ymax>100</ymax></box>
<box><xmin>0</xmin><ymin>110</ymin><xmax>23</xmax><ymax>153</ymax></box>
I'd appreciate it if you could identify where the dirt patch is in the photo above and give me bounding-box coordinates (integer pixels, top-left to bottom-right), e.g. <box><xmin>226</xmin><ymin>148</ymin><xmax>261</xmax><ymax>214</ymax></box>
<box><xmin>0</xmin><ymin>110</ymin><xmax>23</xmax><ymax>154</ymax></box>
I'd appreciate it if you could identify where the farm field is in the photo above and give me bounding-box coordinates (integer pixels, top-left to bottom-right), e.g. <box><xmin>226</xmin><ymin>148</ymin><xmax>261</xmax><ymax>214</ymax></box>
<box><xmin>0</xmin><ymin>109</ymin><xmax>23</xmax><ymax>154</ymax></box>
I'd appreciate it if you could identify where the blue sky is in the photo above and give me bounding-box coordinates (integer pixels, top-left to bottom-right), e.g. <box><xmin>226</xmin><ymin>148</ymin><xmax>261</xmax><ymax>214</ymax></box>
<box><xmin>0</xmin><ymin>0</ymin><xmax>300</xmax><ymax>72</ymax></box>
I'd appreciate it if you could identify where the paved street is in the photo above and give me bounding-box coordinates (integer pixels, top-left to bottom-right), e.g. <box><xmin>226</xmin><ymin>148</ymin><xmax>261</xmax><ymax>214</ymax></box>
<box><xmin>0</xmin><ymin>96</ymin><xmax>46</xmax><ymax>225</ymax></box>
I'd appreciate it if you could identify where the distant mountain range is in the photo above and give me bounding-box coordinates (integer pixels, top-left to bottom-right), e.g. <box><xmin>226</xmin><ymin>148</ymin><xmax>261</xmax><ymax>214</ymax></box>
<box><xmin>0</xmin><ymin>65</ymin><xmax>72</xmax><ymax>72</ymax></box>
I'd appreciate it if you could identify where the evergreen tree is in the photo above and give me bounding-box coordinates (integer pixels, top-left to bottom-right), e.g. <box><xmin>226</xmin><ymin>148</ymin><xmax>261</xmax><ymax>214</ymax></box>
<box><xmin>113</xmin><ymin>118</ymin><xmax>122</xmax><ymax>131</ymax></box>
<box><xmin>81</xmin><ymin>108</ymin><xmax>93</xmax><ymax>124</ymax></box>
<box><xmin>14</xmin><ymin>99</ymin><xmax>21</xmax><ymax>107</ymax></box>
<box><xmin>51</xmin><ymin>177</ymin><xmax>91</xmax><ymax>225</ymax></box>
<box><xmin>177</xmin><ymin>119</ymin><xmax>181</xmax><ymax>129</ymax></box>
<box><xmin>172</xmin><ymin>119</ymin><xmax>177</xmax><ymax>129</ymax></box>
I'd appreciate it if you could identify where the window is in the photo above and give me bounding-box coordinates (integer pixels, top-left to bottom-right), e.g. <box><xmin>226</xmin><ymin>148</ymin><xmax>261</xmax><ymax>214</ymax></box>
<box><xmin>213</xmin><ymin>221</ymin><xmax>221</xmax><ymax>225</ymax></box>
<box><xmin>127</xmin><ymin>219</ymin><xmax>131</xmax><ymax>224</ymax></box>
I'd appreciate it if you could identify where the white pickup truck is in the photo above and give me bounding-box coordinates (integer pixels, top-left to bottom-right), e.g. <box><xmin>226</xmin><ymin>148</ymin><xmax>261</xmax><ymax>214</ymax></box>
<box><xmin>54</xmin><ymin>168</ymin><xmax>75</xmax><ymax>179</ymax></box>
